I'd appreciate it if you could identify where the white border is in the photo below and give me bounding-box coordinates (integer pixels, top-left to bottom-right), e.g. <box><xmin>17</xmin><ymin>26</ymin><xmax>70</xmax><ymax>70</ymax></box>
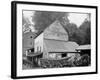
<box><xmin>17</xmin><ymin>3</ymin><xmax>96</xmax><ymax>77</ymax></box>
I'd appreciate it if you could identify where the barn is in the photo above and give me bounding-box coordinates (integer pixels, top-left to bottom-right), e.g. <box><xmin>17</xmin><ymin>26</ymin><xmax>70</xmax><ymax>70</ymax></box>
<box><xmin>34</xmin><ymin>20</ymin><xmax>79</xmax><ymax>59</ymax></box>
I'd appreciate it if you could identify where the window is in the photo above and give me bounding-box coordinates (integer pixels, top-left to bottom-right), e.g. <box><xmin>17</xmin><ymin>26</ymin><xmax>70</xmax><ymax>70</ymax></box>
<box><xmin>40</xmin><ymin>47</ymin><xmax>41</xmax><ymax>52</ymax></box>
<box><xmin>49</xmin><ymin>53</ymin><xmax>56</xmax><ymax>58</ymax></box>
<box><xmin>28</xmin><ymin>50</ymin><xmax>31</xmax><ymax>53</ymax></box>
<box><xmin>31</xmin><ymin>48</ymin><xmax>34</xmax><ymax>52</ymax></box>
<box><xmin>62</xmin><ymin>53</ymin><xmax>67</xmax><ymax>58</ymax></box>
<box><xmin>30</xmin><ymin>36</ymin><xmax>33</xmax><ymax>38</ymax></box>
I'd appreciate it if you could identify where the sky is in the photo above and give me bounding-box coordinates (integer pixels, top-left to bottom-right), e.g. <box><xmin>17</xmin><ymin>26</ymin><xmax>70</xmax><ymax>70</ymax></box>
<box><xmin>68</xmin><ymin>13</ymin><xmax>89</xmax><ymax>27</ymax></box>
<box><xmin>23</xmin><ymin>11</ymin><xmax>35</xmax><ymax>24</ymax></box>
<box><xmin>23</xmin><ymin>11</ymin><xmax>90</xmax><ymax>28</ymax></box>
<box><xmin>23</xmin><ymin>11</ymin><xmax>34</xmax><ymax>18</ymax></box>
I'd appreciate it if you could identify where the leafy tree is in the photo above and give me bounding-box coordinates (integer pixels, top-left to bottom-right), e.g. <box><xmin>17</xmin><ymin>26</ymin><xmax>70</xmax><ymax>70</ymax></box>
<box><xmin>63</xmin><ymin>19</ymin><xmax>91</xmax><ymax>45</ymax></box>
<box><xmin>32</xmin><ymin>11</ymin><xmax>67</xmax><ymax>33</ymax></box>
<box><xmin>79</xmin><ymin>20</ymin><xmax>91</xmax><ymax>44</ymax></box>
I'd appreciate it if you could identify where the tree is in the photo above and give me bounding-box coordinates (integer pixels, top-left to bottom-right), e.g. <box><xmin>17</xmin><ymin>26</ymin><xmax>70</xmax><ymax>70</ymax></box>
<box><xmin>63</xmin><ymin>19</ymin><xmax>91</xmax><ymax>45</ymax></box>
<box><xmin>79</xmin><ymin>20</ymin><xmax>91</xmax><ymax>44</ymax></box>
<box><xmin>32</xmin><ymin>11</ymin><xmax>67</xmax><ymax>33</ymax></box>
<box><xmin>22</xmin><ymin>15</ymin><xmax>32</xmax><ymax>33</ymax></box>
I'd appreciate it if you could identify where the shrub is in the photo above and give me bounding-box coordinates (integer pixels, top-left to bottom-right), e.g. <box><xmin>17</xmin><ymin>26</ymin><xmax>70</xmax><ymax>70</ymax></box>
<box><xmin>39</xmin><ymin>57</ymin><xmax>73</xmax><ymax>68</ymax></box>
<box><xmin>75</xmin><ymin>54</ymin><xmax>90</xmax><ymax>66</ymax></box>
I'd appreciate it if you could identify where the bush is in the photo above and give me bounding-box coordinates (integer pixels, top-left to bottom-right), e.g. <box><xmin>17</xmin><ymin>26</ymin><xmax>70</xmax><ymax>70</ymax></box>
<box><xmin>74</xmin><ymin>54</ymin><xmax>90</xmax><ymax>66</ymax></box>
<box><xmin>39</xmin><ymin>57</ymin><xmax>73</xmax><ymax>68</ymax></box>
<box><xmin>35</xmin><ymin>54</ymin><xmax>91</xmax><ymax>68</ymax></box>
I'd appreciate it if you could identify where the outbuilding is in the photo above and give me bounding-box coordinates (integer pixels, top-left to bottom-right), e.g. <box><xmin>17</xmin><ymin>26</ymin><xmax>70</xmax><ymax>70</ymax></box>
<box><xmin>76</xmin><ymin>45</ymin><xmax>91</xmax><ymax>56</ymax></box>
<box><xmin>34</xmin><ymin>20</ymin><xmax>79</xmax><ymax>59</ymax></box>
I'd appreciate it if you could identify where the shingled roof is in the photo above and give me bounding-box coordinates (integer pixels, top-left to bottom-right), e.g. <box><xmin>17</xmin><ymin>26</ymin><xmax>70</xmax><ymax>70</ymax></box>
<box><xmin>76</xmin><ymin>45</ymin><xmax>91</xmax><ymax>50</ymax></box>
<box><xmin>44</xmin><ymin>39</ymin><xmax>79</xmax><ymax>53</ymax></box>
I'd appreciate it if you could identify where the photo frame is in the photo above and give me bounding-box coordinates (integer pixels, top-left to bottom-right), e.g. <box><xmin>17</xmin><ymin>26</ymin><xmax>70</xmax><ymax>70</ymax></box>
<box><xmin>11</xmin><ymin>1</ymin><xmax>98</xmax><ymax>79</ymax></box>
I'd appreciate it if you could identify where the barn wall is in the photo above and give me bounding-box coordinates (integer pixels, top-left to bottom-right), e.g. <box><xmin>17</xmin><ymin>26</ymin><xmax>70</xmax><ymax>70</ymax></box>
<box><xmin>34</xmin><ymin>33</ymin><xmax>44</xmax><ymax>53</ymax></box>
<box><xmin>43</xmin><ymin>42</ymin><xmax>49</xmax><ymax>58</ymax></box>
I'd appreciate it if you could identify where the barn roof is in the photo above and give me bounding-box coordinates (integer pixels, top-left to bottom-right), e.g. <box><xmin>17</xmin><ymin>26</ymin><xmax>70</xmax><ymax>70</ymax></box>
<box><xmin>76</xmin><ymin>45</ymin><xmax>91</xmax><ymax>50</ymax></box>
<box><xmin>23</xmin><ymin>31</ymin><xmax>36</xmax><ymax>39</ymax></box>
<box><xmin>27</xmin><ymin>52</ymin><xmax>42</xmax><ymax>57</ymax></box>
<box><xmin>44</xmin><ymin>39</ymin><xmax>79</xmax><ymax>52</ymax></box>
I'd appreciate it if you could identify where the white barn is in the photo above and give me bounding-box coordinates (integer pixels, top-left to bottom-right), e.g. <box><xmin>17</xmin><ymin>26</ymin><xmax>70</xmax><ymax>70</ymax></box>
<box><xmin>34</xmin><ymin>20</ymin><xmax>79</xmax><ymax>59</ymax></box>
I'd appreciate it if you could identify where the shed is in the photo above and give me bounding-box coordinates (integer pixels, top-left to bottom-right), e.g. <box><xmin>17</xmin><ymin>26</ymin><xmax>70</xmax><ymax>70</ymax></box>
<box><xmin>23</xmin><ymin>31</ymin><xmax>36</xmax><ymax>55</ymax></box>
<box><xmin>76</xmin><ymin>45</ymin><xmax>91</xmax><ymax>56</ymax></box>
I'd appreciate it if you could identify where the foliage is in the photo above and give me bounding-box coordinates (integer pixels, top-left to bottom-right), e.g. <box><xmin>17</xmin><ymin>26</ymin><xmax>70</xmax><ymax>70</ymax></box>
<box><xmin>74</xmin><ymin>54</ymin><xmax>91</xmax><ymax>66</ymax></box>
<box><xmin>39</xmin><ymin>57</ymin><xmax>72</xmax><ymax>68</ymax></box>
<box><xmin>63</xmin><ymin>20</ymin><xmax>91</xmax><ymax>45</ymax></box>
<box><xmin>32</xmin><ymin>11</ymin><xmax>68</xmax><ymax>33</ymax></box>
<box><xmin>38</xmin><ymin>54</ymin><xmax>90</xmax><ymax>68</ymax></box>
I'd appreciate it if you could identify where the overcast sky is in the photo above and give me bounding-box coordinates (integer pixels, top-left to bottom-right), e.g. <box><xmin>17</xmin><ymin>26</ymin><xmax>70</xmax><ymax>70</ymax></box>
<box><xmin>23</xmin><ymin>11</ymin><xmax>35</xmax><ymax>25</ymax></box>
<box><xmin>68</xmin><ymin>13</ymin><xmax>89</xmax><ymax>27</ymax></box>
<box><xmin>23</xmin><ymin>11</ymin><xmax>90</xmax><ymax>27</ymax></box>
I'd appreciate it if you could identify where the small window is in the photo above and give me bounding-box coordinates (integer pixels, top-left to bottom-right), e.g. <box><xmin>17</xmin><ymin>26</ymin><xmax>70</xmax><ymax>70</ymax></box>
<box><xmin>31</xmin><ymin>48</ymin><xmax>34</xmax><ymax>52</ymax></box>
<box><xmin>37</xmin><ymin>46</ymin><xmax>39</xmax><ymax>52</ymax></box>
<box><xmin>62</xmin><ymin>53</ymin><xmax>66</xmax><ymax>58</ymax></box>
<box><xmin>30</xmin><ymin>36</ymin><xmax>33</xmax><ymax>38</ymax></box>
<box><xmin>28</xmin><ymin>50</ymin><xmax>31</xmax><ymax>53</ymax></box>
<box><xmin>49</xmin><ymin>53</ymin><xmax>56</xmax><ymax>58</ymax></box>
<box><xmin>40</xmin><ymin>47</ymin><xmax>41</xmax><ymax>52</ymax></box>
